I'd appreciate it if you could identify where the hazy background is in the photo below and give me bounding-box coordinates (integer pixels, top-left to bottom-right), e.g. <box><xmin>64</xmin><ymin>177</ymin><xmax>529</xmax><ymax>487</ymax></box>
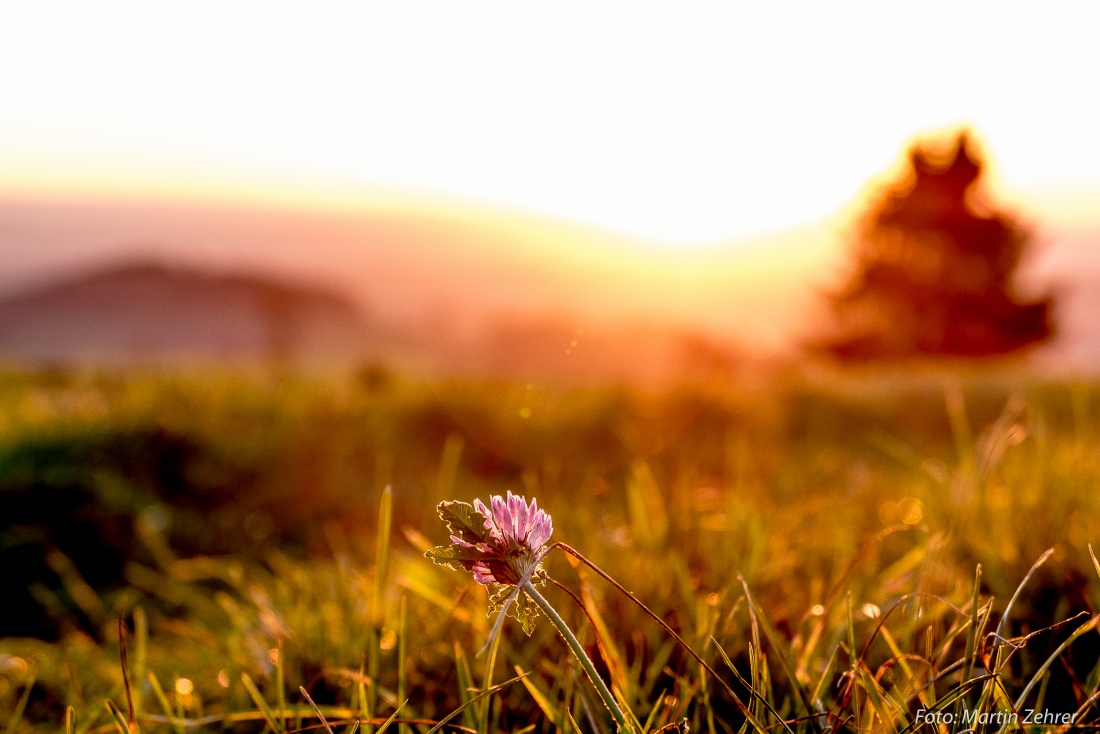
<box><xmin>2</xmin><ymin>1</ymin><xmax>1099</xmax><ymax>379</ymax></box>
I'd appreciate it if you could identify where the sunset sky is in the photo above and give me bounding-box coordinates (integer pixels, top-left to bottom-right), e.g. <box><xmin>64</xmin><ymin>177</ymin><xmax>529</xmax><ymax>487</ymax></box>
<box><xmin>2</xmin><ymin>1</ymin><xmax>1098</xmax><ymax>249</ymax></box>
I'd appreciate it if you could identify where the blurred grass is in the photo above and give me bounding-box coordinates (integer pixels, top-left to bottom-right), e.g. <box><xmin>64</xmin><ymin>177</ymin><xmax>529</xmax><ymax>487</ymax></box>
<box><xmin>1</xmin><ymin>364</ymin><xmax>1100</xmax><ymax>731</ymax></box>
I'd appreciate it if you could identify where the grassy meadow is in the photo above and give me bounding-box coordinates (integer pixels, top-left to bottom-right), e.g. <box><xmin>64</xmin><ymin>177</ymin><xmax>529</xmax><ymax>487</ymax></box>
<box><xmin>2</xmin><ymin>365</ymin><xmax>1100</xmax><ymax>732</ymax></box>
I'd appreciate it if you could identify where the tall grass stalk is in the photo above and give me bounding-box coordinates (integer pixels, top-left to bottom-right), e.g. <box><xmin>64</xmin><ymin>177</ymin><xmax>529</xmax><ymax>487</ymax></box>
<box><xmin>520</xmin><ymin>580</ymin><xmax>630</xmax><ymax>732</ymax></box>
<box><xmin>367</xmin><ymin>486</ymin><xmax>393</xmax><ymax>730</ymax></box>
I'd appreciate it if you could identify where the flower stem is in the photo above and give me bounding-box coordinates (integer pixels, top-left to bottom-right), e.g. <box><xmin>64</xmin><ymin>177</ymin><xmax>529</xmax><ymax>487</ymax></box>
<box><xmin>520</xmin><ymin>580</ymin><xmax>630</xmax><ymax>732</ymax></box>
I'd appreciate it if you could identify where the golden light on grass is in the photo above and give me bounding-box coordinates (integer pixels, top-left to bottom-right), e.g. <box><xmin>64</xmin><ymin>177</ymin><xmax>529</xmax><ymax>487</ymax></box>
<box><xmin>1</xmin><ymin>4</ymin><xmax>1100</xmax><ymax>729</ymax></box>
<box><xmin>5</xmin><ymin>371</ymin><xmax>1100</xmax><ymax>729</ymax></box>
<box><xmin>859</xmin><ymin>603</ymin><xmax>882</xmax><ymax>620</ymax></box>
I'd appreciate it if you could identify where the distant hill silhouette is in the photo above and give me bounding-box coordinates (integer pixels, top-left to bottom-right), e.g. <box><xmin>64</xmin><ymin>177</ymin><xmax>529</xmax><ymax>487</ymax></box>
<box><xmin>0</xmin><ymin>259</ymin><xmax>751</xmax><ymax>383</ymax></box>
<box><xmin>1</xmin><ymin>196</ymin><xmax>1097</xmax><ymax>377</ymax></box>
<box><xmin>0</xmin><ymin>262</ymin><xmax>370</xmax><ymax>364</ymax></box>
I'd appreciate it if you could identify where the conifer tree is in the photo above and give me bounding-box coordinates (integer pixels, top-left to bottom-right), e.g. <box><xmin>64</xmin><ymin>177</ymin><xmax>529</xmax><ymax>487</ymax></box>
<box><xmin>819</xmin><ymin>131</ymin><xmax>1052</xmax><ymax>360</ymax></box>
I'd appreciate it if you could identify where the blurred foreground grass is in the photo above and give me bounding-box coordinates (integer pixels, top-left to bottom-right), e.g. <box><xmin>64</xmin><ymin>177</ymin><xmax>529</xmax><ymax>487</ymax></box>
<box><xmin>2</xmin><ymin>365</ymin><xmax>1100</xmax><ymax>732</ymax></box>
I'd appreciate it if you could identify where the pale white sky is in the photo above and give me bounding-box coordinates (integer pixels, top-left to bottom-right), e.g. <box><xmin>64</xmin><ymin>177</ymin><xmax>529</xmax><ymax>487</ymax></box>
<box><xmin>1</xmin><ymin>1</ymin><xmax>1098</xmax><ymax>245</ymax></box>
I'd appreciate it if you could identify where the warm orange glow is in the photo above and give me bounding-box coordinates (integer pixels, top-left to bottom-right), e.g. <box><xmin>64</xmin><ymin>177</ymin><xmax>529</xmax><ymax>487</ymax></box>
<box><xmin>2</xmin><ymin>4</ymin><xmax>1098</xmax><ymax>377</ymax></box>
<box><xmin>1</xmin><ymin>3</ymin><xmax>1097</xmax><ymax>246</ymax></box>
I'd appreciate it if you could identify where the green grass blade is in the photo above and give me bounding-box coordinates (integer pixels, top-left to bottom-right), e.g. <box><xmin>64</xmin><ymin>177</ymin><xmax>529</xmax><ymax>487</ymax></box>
<box><xmin>6</xmin><ymin>675</ymin><xmax>36</xmax><ymax>734</ymax></box>
<box><xmin>368</xmin><ymin>485</ymin><xmax>394</xmax><ymax>725</ymax></box>
<box><xmin>355</xmin><ymin>659</ymin><xmax>368</xmax><ymax>729</ymax></box>
<box><xmin>132</xmin><ymin>607</ymin><xmax>148</xmax><ymax>717</ymax></box>
<box><xmin>854</xmin><ymin>667</ymin><xmax>902</xmax><ymax>733</ymax></box>
<box><xmin>945</xmin><ymin>383</ymin><xmax>975</xmax><ymax>473</ymax></box>
<box><xmin>373</xmin><ymin>700</ymin><xmax>406</xmax><ymax>734</ymax></box>
<box><xmin>145</xmin><ymin>672</ymin><xmax>183</xmax><ymax>734</ymax></box>
<box><xmin>397</xmin><ymin>596</ymin><xmax>407</xmax><ymax>734</ymax></box>
<box><xmin>478</xmin><ymin>622</ymin><xmax>502</xmax><ymax>734</ymax></box>
<box><xmin>241</xmin><ymin>672</ymin><xmax>286</xmax><ymax>734</ymax></box>
<box><xmin>102</xmin><ymin>700</ymin><xmax>130</xmax><ymax>734</ymax></box>
<box><xmin>452</xmin><ymin>641</ymin><xmax>477</xmax><ymax>731</ymax></box>
<box><xmin>275</xmin><ymin>640</ymin><xmax>286</xmax><ymax>733</ymax></box>
<box><xmin>640</xmin><ymin>689</ymin><xmax>665</xmax><ymax>733</ymax></box>
<box><xmin>811</xmin><ymin>644</ymin><xmax>840</xmax><ymax>704</ymax></box>
<box><xmin>961</xmin><ymin>564</ymin><xmax>983</xmax><ymax>711</ymax></box>
<box><xmin>740</xmin><ymin>576</ymin><xmax>823</xmax><ymax>733</ymax></box>
<box><xmin>516</xmin><ymin>665</ymin><xmax>563</xmax><ymax>726</ymax></box>
<box><xmin>436</xmin><ymin>433</ymin><xmax>463</xmax><ymax>497</ymax></box>
<box><xmin>711</xmin><ymin>637</ymin><xmax>788</xmax><ymax>734</ymax></box>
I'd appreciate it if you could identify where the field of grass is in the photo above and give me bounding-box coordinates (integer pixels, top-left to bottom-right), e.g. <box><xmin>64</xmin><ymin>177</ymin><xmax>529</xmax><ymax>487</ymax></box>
<box><xmin>2</xmin><ymin>365</ymin><xmax>1100</xmax><ymax>733</ymax></box>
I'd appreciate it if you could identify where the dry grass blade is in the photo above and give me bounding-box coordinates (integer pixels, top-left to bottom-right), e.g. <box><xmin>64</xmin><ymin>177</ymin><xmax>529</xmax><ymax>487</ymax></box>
<box><xmin>894</xmin><ymin>674</ymin><xmax>996</xmax><ymax>734</ymax></box>
<box><xmin>550</xmin><ymin>577</ymin><xmax>623</xmax><ymax>695</ymax></box>
<box><xmin>102</xmin><ymin>701</ymin><xmax>130</xmax><ymax>734</ymax></box>
<box><xmin>992</xmin><ymin>548</ymin><xmax>1054</xmax><ymax>657</ymax></box>
<box><xmin>905</xmin><ymin>659</ymin><xmax>964</xmax><ymax>706</ymax></box>
<box><xmin>961</xmin><ymin>564</ymin><xmax>983</xmax><ymax>690</ymax></box>
<box><xmin>122</xmin><ymin>711</ymin><xmax>454</xmax><ymax>733</ymax></box>
<box><xmin>576</xmin><ymin>578</ymin><xmax>630</xmax><ymax>699</ymax></box>
<box><xmin>554</xmin><ymin>543</ymin><xmax>761</xmax><ymax>726</ymax></box>
<box><xmin>998</xmin><ymin>615</ymin><xmax>1100</xmax><ymax>734</ymax></box>
<box><xmin>300</xmin><ymin>688</ymin><xmax>335</xmax><ymax>734</ymax></box>
<box><xmin>1071</xmin><ymin>688</ymin><xmax>1100</xmax><ymax>725</ymax></box>
<box><xmin>117</xmin><ymin>613</ymin><xmax>136</xmax><ymax>731</ymax></box>
<box><xmin>426</xmin><ymin>672</ymin><xmax>530</xmax><ymax>734</ymax></box>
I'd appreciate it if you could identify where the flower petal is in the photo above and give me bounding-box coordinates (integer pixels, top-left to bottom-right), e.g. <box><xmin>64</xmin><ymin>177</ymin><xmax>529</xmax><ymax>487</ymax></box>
<box><xmin>471</xmin><ymin>561</ymin><xmax>496</xmax><ymax>585</ymax></box>
<box><xmin>517</xmin><ymin>494</ymin><xmax>531</xmax><ymax>541</ymax></box>
<box><xmin>507</xmin><ymin>492</ymin><xmax>525</xmax><ymax>540</ymax></box>
<box><xmin>491</xmin><ymin>495</ymin><xmax>511</xmax><ymax>542</ymax></box>
<box><xmin>473</xmin><ymin>498</ymin><xmax>494</xmax><ymax>530</ymax></box>
<box><xmin>527</xmin><ymin>510</ymin><xmax>553</xmax><ymax>550</ymax></box>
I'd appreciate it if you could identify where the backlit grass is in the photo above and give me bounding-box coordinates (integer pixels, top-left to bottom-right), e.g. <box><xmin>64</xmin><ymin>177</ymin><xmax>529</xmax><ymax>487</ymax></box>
<box><xmin>2</xmin><ymin>365</ymin><xmax>1100</xmax><ymax>732</ymax></box>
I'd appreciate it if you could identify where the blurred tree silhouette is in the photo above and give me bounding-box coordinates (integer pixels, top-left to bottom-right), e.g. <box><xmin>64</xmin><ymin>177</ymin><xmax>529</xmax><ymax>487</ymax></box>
<box><xmin>817</xmin><ymin>131</ymin><xmax>1053</xmax><ymax>361</ymax></box>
